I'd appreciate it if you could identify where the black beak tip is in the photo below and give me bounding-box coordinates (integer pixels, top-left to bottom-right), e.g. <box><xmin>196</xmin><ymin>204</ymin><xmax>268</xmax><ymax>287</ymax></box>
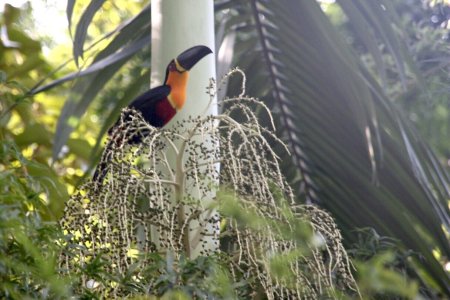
<box><xmin>176</xmin><ymin>45</ymin><xmax>213</xmax><ymax>70</ymax></box>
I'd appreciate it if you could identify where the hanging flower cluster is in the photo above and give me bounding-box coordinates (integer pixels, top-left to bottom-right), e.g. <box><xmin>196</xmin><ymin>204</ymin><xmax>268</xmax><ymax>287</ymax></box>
<box><xmin>60</xmin><ymin>69</ymin><xmax>359</xmax><ymax>298</ymax></box>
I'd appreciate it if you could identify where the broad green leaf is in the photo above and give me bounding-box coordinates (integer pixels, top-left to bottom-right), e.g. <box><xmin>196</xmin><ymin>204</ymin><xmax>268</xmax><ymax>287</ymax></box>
<box><xmin>30</xmin><ymin>36</ymin><xmax>150</xmax><ymax>95</ymax></box>
<box><xmin>26</xmin><ymin>162</ymin><xmax>69</xmax><ymax>220</ymax></box>
<box><xmin>66</xmin><ymin>0</ymin><xmax>76</xmax><ymax>35</ymax></box>
<box><xmin>67</xmin><ymin>138</ymin><xmax>92</xmax><ymax>161</ymax></box>
<box><xmin>14</xmin><ymin>123</ymin><xmax>52</xmax><ymax>147</ymax></box>
<box><xmin>73</xmin><ymin>0</ymin><xmax>106</xmax><ymax>66</ymax></box>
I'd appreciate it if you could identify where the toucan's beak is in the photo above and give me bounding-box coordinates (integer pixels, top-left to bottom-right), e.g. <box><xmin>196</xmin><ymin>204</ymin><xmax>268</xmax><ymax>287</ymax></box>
<box><xmin>176</xmin><ymin>45</ymin><xmax>212</xmax><ymax>71</ymax></box>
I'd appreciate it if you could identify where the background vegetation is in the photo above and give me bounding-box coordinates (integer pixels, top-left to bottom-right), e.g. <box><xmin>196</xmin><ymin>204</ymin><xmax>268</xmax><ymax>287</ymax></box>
<box><xmin>0</xmin><ymin>0</ymin><xmax>449</xmax><ymax>298</ymax></box>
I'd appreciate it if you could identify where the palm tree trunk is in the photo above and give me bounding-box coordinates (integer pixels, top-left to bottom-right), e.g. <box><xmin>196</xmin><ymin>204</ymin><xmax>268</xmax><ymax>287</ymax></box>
<box><xmin>150</xmin><ymin>0</ymin><xmax>218</xmax><ymax>258</ymax></box>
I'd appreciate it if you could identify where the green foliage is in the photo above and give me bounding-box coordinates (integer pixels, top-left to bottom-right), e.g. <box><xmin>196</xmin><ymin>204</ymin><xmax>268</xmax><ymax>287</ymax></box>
<box><xmin>330</xmin><ymin>0</ymin><xmax>450</xmax><ymax>162</ymax></box>
<box><xmin>29</xmin><ymin>2</ymin><xmax>151</xmax><ymax>164</ymax></box>
<box><xmin>222</xmin><ymin>0</ymin><xmax>450</xmax><ymax>295</ymax></box>
<box><xmin>217</xmin><ymin>188</ymin><xmax>313</xmax><ymax>245</ymax></box>
<box><xmin>0</xmin><ymin>141</ymin><xmax>70</xmax><ymax>298</ymax></box>
<box><xmin>1</xmin><ymin>4</ymin><xmax>70</xmax><ymax>218</ymax></box>
<box><xmin>62</xmin><ymin>251</ymin><xmax>242</xmax><ymax>298</ymax></box>
<box><xmin>1</xmin><ymin>0</ymin><xmax>449</xmax><ymax>298</ymax></box>
<box><xmin>56</xmin><ymin>187</ymin><xmax>421</xmax><ymax>299</ymax></box>
<box><xmin>0</xmin><ymin>4</ymin><xmax>49</xmax><ymax>81</ymax></box>
<box><xmin>356</xmin><ymin>252</ymin><xmax>419</xmax><ymax>299</ymax></box>
<box><xmin>0</xmin><ymin>135</ymin><xmax>238</xmax><ymax>298</ymax></box>
<box><xmin>0</xmin><ymin>178</ymin><xmax>422</xmax><ymax>299</ymax></box>
<box><xmin>0</xmin><ymin>134</ymin><xmax>420</xmax><ymax>299</ymax></box>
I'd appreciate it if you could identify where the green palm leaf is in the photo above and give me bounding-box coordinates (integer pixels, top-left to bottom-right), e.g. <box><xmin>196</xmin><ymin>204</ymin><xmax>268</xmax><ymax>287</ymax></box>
<box><xmin>223</xmin><ymin>0</ymin><xmax>450</xmax><ymax>294</ymax></box>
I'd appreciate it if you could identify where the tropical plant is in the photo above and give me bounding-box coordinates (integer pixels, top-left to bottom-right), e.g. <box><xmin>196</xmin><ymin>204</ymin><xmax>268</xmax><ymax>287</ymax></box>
<box><xmin>59</xmin><ymin>69</ymin><xmax>359</xmax><ymax>298</ymax></box>
<box><xmin>28</xmin><ymin>0</ymin><xmax>450</xmax><ymax>297</ymax></box>
<box><xmin>0</xmin><ymin>3</ymin><xmax>69</xmax><ymax>219</ymax></box>
<box><xmin>330</xmin><ymin>0</ymin><xmax>450</xmax><ymax>162</ymax></box>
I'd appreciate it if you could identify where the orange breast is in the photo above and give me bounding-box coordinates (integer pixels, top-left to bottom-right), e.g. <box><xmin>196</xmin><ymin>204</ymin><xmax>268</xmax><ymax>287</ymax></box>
<box><xmin>165</xmin><ymin>71</ymin><xmax>189</xmax><ymax>110</ymax></box>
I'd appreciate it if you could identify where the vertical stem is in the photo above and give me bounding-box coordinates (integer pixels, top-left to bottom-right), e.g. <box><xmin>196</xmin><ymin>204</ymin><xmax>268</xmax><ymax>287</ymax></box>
<box><xmin>175</xmin><ymin>148</ymin><xmax>190</xmax><ymax>257</ymax></box>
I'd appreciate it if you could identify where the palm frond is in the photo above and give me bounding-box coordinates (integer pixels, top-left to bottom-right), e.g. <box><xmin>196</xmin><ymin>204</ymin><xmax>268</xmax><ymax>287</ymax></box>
<box><xmin>219</xmin><ymin>0</ymin><xmax>450</xmax><ymax>294</ymax></box>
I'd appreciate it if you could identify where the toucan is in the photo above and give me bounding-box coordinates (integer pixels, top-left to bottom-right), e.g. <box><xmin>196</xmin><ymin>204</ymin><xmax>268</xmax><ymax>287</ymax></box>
<box><xmin>93</xmin><ymin>45</ymin><xmax>212</xmax><ymax>183</ymax></box>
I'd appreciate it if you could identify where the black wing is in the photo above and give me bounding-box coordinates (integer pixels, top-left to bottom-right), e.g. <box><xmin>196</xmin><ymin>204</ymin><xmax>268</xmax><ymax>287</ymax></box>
<box><xmin>128</xmin><ymin>85</ymin><xmax>171</xmax><ymax>128</ymax></box>
<box><xmin>94</xmin><ymin>85</ymin><xmax>171</xmax><ymax>186</ymax></box>
<box><xmin>108</xmin><ymin>85</ymin><xmax>171</xmax><ymax>134</ymax></box>
<box><xmin>129</xmin><ymin>85</ymin><xmax>171</xmax><ymax>110</ymax></box>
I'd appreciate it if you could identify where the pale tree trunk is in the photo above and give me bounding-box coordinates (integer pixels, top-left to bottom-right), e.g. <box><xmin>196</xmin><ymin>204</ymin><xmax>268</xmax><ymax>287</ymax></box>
<box><xmin>150</xmin><ymin>0</ymin><xmax>218</xmax><ymax>258</ymax></box>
